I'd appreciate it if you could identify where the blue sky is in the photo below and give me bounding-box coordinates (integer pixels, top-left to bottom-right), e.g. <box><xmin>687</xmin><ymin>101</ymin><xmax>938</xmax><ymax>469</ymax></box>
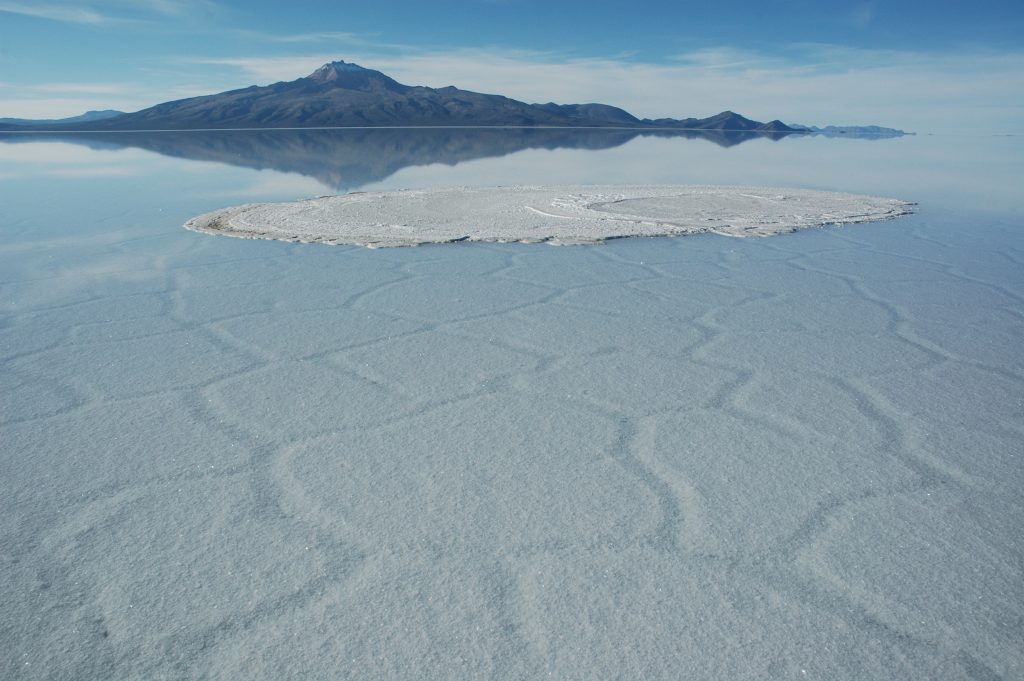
<box><xmin>1</xmin><ymin>0</ymin><xmax>1023</xmax><ymax>132</ymax></box>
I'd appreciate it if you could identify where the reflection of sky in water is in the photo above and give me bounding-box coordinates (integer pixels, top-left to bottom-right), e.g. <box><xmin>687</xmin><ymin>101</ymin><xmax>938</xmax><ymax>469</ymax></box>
<box><xmin>2</xmin><ymin>130</ymin><xmax>1019</xmax><ymax>218</ymax></box>
<box><xmin>1</xmin><ymin>131</ymin><xmax>1022</xmax><ymax>679</ymax></box>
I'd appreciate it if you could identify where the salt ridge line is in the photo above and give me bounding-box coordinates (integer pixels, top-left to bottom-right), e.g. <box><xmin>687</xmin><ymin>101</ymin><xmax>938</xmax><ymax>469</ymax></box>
<box><xmin>184</xmin><ymin>185</ymin><xmax>914</xmax><ymax>248</ymax></box>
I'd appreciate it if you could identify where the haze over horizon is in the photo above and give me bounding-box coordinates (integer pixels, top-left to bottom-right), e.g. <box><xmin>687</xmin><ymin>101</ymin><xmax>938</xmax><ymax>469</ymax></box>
<box><xmin>1</xmin><ymin>1</ymin><xmax>1023</xmax><ymax>133</ymax></box>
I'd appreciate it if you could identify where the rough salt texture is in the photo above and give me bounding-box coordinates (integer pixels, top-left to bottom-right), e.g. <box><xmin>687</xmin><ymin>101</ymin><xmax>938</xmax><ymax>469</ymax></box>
<box><xmin>184</xmin><ymin>185</ymin><xmax>913</xmax><ymax>247</ymax></box>
<box><xmin>11</xmin><ymin>134</ymin><xmax>1023</xmax><ymax>681</ymax></box>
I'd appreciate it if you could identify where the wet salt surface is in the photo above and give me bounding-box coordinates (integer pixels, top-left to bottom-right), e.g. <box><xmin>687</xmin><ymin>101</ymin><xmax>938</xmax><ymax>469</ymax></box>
<box><xmin>185</xmin><ymin>185</ymin><xmax>912</xmax><ymax>246</ymax></box>
<box><xmin>1</xmin><ymin>132</ymin><xmax>1022</xmax><ymax>680</ymax></box>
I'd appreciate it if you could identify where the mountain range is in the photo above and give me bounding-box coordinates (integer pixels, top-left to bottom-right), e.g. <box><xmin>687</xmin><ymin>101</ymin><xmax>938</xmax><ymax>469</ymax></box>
<box><xmin>2</xmin><ymin>61</ymin><xmax>802</xmax><ymax>133</ymax></box>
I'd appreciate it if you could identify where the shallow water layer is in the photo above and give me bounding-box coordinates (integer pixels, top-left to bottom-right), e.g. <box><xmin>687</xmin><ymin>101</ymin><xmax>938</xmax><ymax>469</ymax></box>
<box><xmin>1</xmin><ymin>130</ymin><xmax>1022</xmax><ymax>680</ymax></box>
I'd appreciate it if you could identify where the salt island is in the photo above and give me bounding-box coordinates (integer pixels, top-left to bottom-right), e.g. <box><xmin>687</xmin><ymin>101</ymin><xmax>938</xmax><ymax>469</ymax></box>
<box><xmin>185</xmin><ymin>185</ymin><xmax>913</xmax><ymax>248</ymax></box>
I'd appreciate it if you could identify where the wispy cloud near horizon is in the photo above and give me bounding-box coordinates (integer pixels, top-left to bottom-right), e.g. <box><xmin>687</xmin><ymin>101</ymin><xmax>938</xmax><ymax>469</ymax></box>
<box><xmin>0</xmin><ymin>78</ymin><xmax>215</xmax><ymax>118</ymax></box>
<box><xmin>26</xmin><ymin>82</ymin><xmax>136</xmax><ymax>94</ymax></box>
<box><xmin>7</xmin><ymin>44</ymin><xmax>1023</xmax><ymax>133</ymax></box>
<box><xmin>181</xmin><ymin>44</ymin><xmax>1023</xmax><ymax>133</ymax></box>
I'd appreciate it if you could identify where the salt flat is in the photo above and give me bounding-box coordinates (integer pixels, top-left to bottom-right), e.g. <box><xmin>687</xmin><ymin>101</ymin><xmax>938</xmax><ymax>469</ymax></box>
<box><xmin>1</xmin><ymin>132</ymin><xmax>1021</xmax><ymax>680</ymax></box>
<box><xmin>185</xmin><ymin>185</ymin><xmax>912</xmax><ymax>247</ymax></box>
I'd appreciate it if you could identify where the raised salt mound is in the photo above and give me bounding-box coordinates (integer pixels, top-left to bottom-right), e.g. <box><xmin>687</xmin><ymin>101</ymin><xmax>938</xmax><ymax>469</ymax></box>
<box><xmin>185</xmin><ymin>185</ymin><xmax>913</xmax><ymax>247</ymax></box>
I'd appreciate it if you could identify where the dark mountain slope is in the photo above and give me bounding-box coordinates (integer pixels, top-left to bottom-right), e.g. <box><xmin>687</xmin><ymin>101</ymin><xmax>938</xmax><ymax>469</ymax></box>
<box><xmin>80</xmin><ymin>62</ymin><xmax>581</xmax><ymax>130</ymax></box>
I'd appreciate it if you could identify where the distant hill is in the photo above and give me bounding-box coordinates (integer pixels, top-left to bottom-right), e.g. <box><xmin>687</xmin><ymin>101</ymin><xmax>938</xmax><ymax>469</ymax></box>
<box><xmin>790</xmin><ymin>124</ymin><xmax>910</xmax><ymax>138</ymax></box>
<box><xmin>0</xmin><ymin>61</ymin><xmax>803</xmax><ymax>133</ymax></box>
<box><xmin>0</xmin><ymin>109</ymin><xmax>123</xmax><ymax>129</ymax></box>
<box><xmin>534</xmin><ymin>102</ymin><xmax>642</xmax><ymax>126</ymax></box>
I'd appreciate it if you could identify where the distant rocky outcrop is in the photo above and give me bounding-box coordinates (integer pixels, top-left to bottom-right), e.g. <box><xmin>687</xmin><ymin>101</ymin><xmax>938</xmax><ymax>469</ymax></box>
<box><xmin>790</xmin><ymin>124</ymin><xmax>910</xmax><ymax>138</ymax></box>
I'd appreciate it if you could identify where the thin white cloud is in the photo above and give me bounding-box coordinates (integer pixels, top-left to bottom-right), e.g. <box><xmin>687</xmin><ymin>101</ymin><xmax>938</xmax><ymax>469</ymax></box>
<box><xmin>28</xmin><ymin>82</ymin><xmax>135</xmax><ymax>94</ymax></box>
<box><xmin>847</xmin><ymin>2</ymin><xmax>875</xmax><ymax>29</ymax></box>
<box><xmin>221</xmin><ymin>28</ymin><xmax>417</xmax><ymax>53</ymax></box>
<box><xmin>87</xmin><ymin>0</ymin><xmax>221</xmax><ymax>17</ymax></box>
<box><xmin>180</xmin><ymin>55</ymin><xmax>345</xmax><ymax>83</ymax></box>
<box><xmin>0</xmin><ymin>97</ymin><xmax>123</xmax><ymax>118</ymax></box>
<box><xmin>672</xmin><ymin>47</ymin><xmax>781</xmax><ymax>70</ymax></box>
<box><xmin>0</xmin><ymin>86</ymin><xmax>202</xmax><ymax>118</ymax></box>
<box><xmin>0</xmin><ymin>1</ymin><xmax>111</xmax><ymax>24</ymax></box>
<box><xmin>127</xmin><ymin>0</ymin><xmax>214</xmax><ymax>15</ymax></box>
<box><xmin>270</xmin><ymin>31</ymin><xmax>365</xmax><ymax>44</ymax></box>
<box><xmin>0</xmin><ymin>0</ymin><xmax>218</xmax><ymax>25</ymax></box>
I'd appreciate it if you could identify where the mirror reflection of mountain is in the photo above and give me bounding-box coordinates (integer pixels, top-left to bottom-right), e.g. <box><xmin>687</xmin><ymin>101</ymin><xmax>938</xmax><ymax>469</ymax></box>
<box><xmin>0</xmin><ymin>127</ymin><xmax>798</xmax><ymax>191</ymax></box>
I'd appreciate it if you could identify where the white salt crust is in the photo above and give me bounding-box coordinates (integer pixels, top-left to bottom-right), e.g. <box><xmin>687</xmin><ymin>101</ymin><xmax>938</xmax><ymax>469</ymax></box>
<box><xmin>185</xmin><ymin>185</ymin><xmax>914</xmax><ymax>247</ymax></box>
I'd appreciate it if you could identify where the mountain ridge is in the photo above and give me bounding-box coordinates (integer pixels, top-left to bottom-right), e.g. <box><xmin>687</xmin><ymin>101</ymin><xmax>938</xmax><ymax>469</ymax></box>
<box><xmin>0</xmin><ymin>109</ymin><xmax>124</xmax><ymax>128</ymax></box>
<box><xmin>1</xmin><ymin>61</ymin><xmax>806</xmax><ymax>133</ymax></box>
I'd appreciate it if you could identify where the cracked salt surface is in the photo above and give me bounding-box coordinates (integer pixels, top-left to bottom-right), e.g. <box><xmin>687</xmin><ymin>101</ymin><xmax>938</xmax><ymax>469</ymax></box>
<box><xmin>4</xmin><ymin>132</ymin><xmax>1022</xmax><ymax>681</ymax></box>
<box><xmin>185</xmin><ymin>185</ymin><xmax>913</xmax><ymax>247</ymax></box>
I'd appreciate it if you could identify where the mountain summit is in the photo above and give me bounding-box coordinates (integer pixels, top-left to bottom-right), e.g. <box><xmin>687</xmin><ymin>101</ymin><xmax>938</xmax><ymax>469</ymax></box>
<box><xmin>305</xmin><ymin>61</ymin><xmax>409</xmax><ymax>94</ymax></box>
<box><xmin>8</xmin><ymin>61</ymin><xmax>803</xmax><ymax>133</ymax></box>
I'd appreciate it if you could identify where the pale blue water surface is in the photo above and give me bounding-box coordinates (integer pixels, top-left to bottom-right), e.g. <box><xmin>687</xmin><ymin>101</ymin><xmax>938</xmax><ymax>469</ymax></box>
<box><xmin>1</xmin><ymin>130</ymin><xmax>1022</xmax><ymax>680</ymax></box>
